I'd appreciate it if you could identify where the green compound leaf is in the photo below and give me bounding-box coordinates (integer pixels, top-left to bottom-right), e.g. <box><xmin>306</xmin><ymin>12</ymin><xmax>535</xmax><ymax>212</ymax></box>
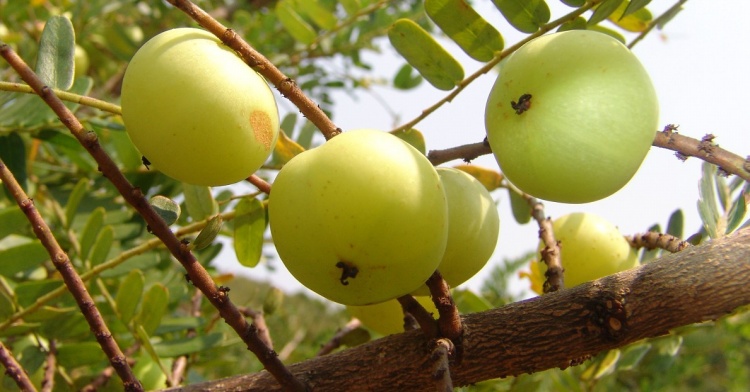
<box><xmin>115</xmin><ymin>270</ymin><xmax>144</xmax><ymax>325</ymax></box>
<box><xmin>0</xmin><ymin>207</ymin><xmax>28</xmax><ymax>240</ymax></box>
<box><xmin>37</xmin><ymin>15</ymin><xmax>75</xmax><ymax>90</ymax></box>
<box><xmin>491</xmin><ymin>0</ymin><xmax>551</xmax><ymax>34</ymax></box>
<box><xmin>726</xmin><ymin>191</ymin><xmax>748</xmax><ymax>235</ymax></box>
<box><xmin>233</xmin><ymin>197</ymin><xmax>266</xmax><ymax>268</ymax></box>
<box><xmin>388</xmin><ymin>19</ymin><xmax>464</xmax><ymax>91</ymax></box>
<box><xmin>698</xmin><ymin>162</ymin><xmax>720</xmax><ymax>239</ymax></box>
<box><xmin>88</xmin><ymin>225</ymin><xmax>114</xmax><ymax>267</ymax></box>
<box><xmin>293</xmin><ymin>0</ymin><xmax>336</xmax><ymax>30</ymax></box>
<box><xmin>453</xmin><ymin>289</ymin><xmax>493</xmax><ymax>313</ymax></box>
<box><xmin>339</xmin><ymin>0</ymin><xmax>361</xmax><ymax>15</ymax></box>
<box><xmin>0</xmin><ymin>132</ymin><xmax>27</xmax><ymax>195</ymax></box>
<box><xmin>561</xmin><ymin>0</ymin><xmax>585</xmax><ymax>6</ymax></box>
<box><xmin>665</xmin><ymin>209</ymin><xmax>684</xmax><ymax>239</ymax></box>
<box><xmin>393</xmin><ymin>64</ymin><xmax>423</xmax><ymax>90</ymax></box>
<box><xmin>276</xmin><ymin>0</ymin><xmax>316</xmax><ymax>45</ymax></box>
<box><xmin>617</xmin><ymin>343</ymin><xmax>651</xmax><ymax>371</ymax></box>
<box><xmin>623</xmin><ymin>0</ymin><xmax>652</xmax><ymax>18</ymax></box>
<box><xmin>149</xmin><ymin>195</ymin><xmax>181</xmax><ymax>226</ymax></box>
<box><xmin>192</xmin><ymin>214</ymin><xmax>223</xmax><ymax>251</ymax></box>
<box><xmin>79</xmin><ymin>207</ymin><xmax>105</xmax><ymax>262</ymax></box>
<box><xmin>508</xmin><ymin>186</ymin><xmax>532</xmax><ymax>224</ymax></box>
<box><xmin>183</xmin><ymin>184</ymin><xmax>218</xmax><ymax>222</ymax></box>
<box><xmin>558</xmin><ymin>16</ymin><xmax>587</xmax><ymax>32</ymax></box>
<box><xmin>136</xmin><ymin>283</ymin><xmax>169</xmax><ymax>336</ymax></box>
<box><xmin>581</xmin><ymin>349</ymin><xmax>621</xmax><ymax>381</ymax></box>
<box><xmin>64</xmin><ymin>178</ymin><xmax>89</xmax><ymax>230</ymax></box>
<box><xmin>425</xmin><ymin>0</ymin><xmax>504</xmax><ymax>62</ymax></box>
<box><xmin>589</xmin><ymin>0</ymin><xmax>625</xmax><ymax>26</ymax></box>
<box><xmin>152</xmin><ymin>333</ymin><xmax>224</xmax><ymax>357</ymax></box>
<box><xmin>390</xmin><ymin>128</ymin><xmax>426</xmax><ymax>155</ymax></box>
<box><xmin>0</xmin><ymin>241</ymin><xmax>49</xmax><ymax>277</ymax></box>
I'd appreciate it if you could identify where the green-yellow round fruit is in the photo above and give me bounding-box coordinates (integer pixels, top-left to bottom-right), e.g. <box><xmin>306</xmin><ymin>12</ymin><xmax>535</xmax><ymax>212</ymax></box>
<box><xmin>485</xmin><ymin>30</ymin><xmax>658</xmax><ymax>203</ymax></box>
<box><xmin>535</xmin><ymin>212</ymin><xmax>639</xmax><ymax>289</ymax></box>
<box><xmin>121</xmin><ymin>28</ymin><xmax>279</xmax><ymax>186</ymax></box>
<box><xmin>347</xmin><ymin>296</ymin><xmax>438</xmax><ymax>336</ymax></box>
<box><xmin>73</xmin><ymin>45</ymin><xmax>89</xmax><ymax>77</ymax></box>
<box><xmin>413</xmin><ymin>167</ymin><xmax>499</xmax><ymax>295</ymax></box>
<box><xmin>269</xmin><ymin>130</ymin><xmax>448</xmax><ymax>306</ymax></box>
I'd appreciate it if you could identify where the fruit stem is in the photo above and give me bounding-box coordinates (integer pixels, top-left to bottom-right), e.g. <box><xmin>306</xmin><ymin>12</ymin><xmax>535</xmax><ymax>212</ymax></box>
<box><xmin>397</xmin><ymin>295</ymin><xmax>439</xmax><ymax>339</ymax></box>
<box><xmin>426</xmin><ymin>271</ymin><xmax>464</xmax><ymax>346</ymax></box>
<box><xmin>524</xmin><ymin>195</ymin><xmax>565</xmax><ymax>293</ymax></box>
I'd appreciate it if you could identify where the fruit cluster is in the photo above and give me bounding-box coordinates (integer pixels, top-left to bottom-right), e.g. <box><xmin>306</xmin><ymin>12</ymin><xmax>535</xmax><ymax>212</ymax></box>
<box><xmin>268</xmin><ymin>130</ymin><xmax>500</xmax><ymax>306</ymax></box>
<box><xmin>121</xmin><ymin>29</ymin><xmax>653</xmax><ymax>334</ymax></box>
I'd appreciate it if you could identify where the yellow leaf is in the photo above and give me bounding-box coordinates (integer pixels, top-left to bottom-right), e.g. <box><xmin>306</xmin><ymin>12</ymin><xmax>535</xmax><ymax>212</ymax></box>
<box><xmin>453</xmin><ymin>165</ymin><xmax>503</xmax><ymax>191</ymax></box>
<box><xmin>608</xmin><ymin>1</ymin><xmax>652</xmax><ymax>32</ymax></box>
<box><xmin>273</xmin><ymin>129</ymin><xmax>305</xmax><ymax>165</ymax></box>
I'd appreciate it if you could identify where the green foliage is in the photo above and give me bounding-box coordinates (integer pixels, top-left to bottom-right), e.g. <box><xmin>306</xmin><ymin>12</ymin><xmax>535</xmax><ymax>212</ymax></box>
<box><xmin>0</xmin><ymin>0</ymin><xmax>747</xmax><ymax>390</ymax></box>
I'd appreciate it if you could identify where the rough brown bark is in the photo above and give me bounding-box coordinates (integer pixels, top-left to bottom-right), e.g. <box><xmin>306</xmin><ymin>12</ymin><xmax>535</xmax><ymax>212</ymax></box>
<box><xmin>166</xmin><ymin>227</ymin><xmax>750</xmax><ymax>392</ymax></box>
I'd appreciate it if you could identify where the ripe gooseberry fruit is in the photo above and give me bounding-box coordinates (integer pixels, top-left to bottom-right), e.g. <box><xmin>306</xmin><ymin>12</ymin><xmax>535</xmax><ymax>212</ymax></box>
<box><xmin>485</xmin><ymin>30</ymin><xmax>658</xmax><ymax>203</ymax></box>
<box><xmin>268</xmin><ymin>130</ymin><xmax>448</xmax><ymax>306</ymax></box>
<box><xmin>121</xmin><ymin>28</ymin><xmax>279</xmax><ymax>186</ymax></box>
<box><xmin>533</xmin><ymin>212</ymin><xmax>639</xmax><ymax>290</ymax></box>
<box><xmin>413</xmin><ymin>167</ymin><xmax>499</xmax><ymax>295</ymax></box>
<box><xmin>347</xmin><ymin>296</ymin><xmax>438</xmax><ymax>336</ymax></box>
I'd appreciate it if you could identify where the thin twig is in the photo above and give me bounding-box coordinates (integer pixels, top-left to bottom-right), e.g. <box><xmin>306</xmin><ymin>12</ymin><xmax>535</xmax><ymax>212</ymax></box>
<box><xmin>0</xmin><ymin>341</ymin><xmax>37</xmax><ymax>392</ymax></box>
<box><xmin>247</xmin><ymin>174</ymin><xmax>272</xmax><ymax>194</ymax></box>
<box><xmin>397</xmin><ymin>295</ymin><xmax>439</xmax><ymax>339</ymax></box>
<box><xmin>628</xmin><ymin>0</ymin><xmax>689</xmax><ymax>49</ymax></box>
<box><xmin>626</xmin><ymin>232</ymin><xmax>692</xmax><ymax>253</ymax></box>
<box><xmin>427</xmin><ymin>140</ymin><xmax>492</xmax><ymax>166</ymax></box>
<box><xmin>166</xmin><ymin>0</ymin><xmax>340</xmax><ymax>141</ymax></box>
<box><xmin>0</xmin><ymin>157</ymin><xmax>142</xmax><ymax>391</ymax></box>
<box><xmin>0</xmin><ymin>42</ymin><xmax>306</xmax><ymax>392</ymax></box>
<box><xmin>525</xmin><ymin>194</ymin><xmax>564</xmax><ymax>293</ymax></box>
<box><xmin>0</xmin><ymin>81</ymin><xmax>121</xmax><ymax>114</ymax></box>
<box><xmin>654</xmin><ymin>125</ymin><xmax>750</xmax><ymax>183</ymax></box>
<box><xmin>41</xmin><ymin>340</ymin><xmax>56</xmax><ymax>392</ymax></box>
<box><xmin>431</xmin><ymin>339</ymin><xmax>454</xmax><ymax>392</ymax></box>
<box><xmin>80</xmin><ymin>346</ymin><xmax>138</xmax><ymax>392</ymax></box>
<box><xmin>169</xmin><ymin>289</ymin><xmax>204</xmax><ymax>387</ymax></box>
<box><xmin>238</xmin><ymin>307</ymin><xmax>274</xmax><ymax>350</ymax></box>
<box><xmin>317</xmin><ymin>318</ymin><xmax>363</xmax><ymax>356</ymax></box>
<box><xmin>390</xmin><ymin>1</ymin><xmax>601</xmax><ymax>134</ymax></box>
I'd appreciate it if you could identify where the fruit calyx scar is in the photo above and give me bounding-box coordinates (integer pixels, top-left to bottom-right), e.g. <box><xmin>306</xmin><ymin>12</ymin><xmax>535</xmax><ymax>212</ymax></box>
<box><xmin>336</xmin><ymin>261</ymin><xmax>359</xmax><ymax>285</ymax></box>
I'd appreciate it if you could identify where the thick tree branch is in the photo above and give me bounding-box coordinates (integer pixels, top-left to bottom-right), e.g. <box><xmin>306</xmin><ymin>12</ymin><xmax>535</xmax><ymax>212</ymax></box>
<box><xmin>166</xmin><ymin>227</ymin><xmax>750</xmax><ymax>391</ymax></box>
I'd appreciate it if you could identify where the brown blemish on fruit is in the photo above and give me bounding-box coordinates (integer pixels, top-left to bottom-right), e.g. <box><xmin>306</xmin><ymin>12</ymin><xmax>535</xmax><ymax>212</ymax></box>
<box><xmin>336</xmin><ymin>261</ymin><xmax>359</xmax><ymax>286</ymax></box>
<box><xmin>250</xmin><ymin>110</ymin><xmax>273</xmax><ymax>151</ymax></box>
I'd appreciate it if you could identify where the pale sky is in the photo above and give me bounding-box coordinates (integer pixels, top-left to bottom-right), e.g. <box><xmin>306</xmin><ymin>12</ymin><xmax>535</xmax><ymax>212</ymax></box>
<box><xmin>224</xmin><ymin>0</ymin><xmax>750</xmax><ymax>298</ymax></box>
